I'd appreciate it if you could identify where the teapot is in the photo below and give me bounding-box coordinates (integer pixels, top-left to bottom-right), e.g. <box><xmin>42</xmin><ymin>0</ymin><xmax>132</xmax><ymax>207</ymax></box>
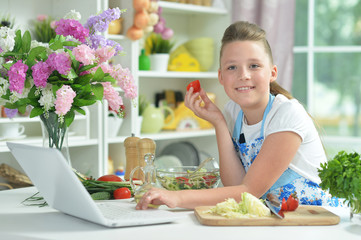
<box><xmin>141</xmin><ymin>104</ymin><xmax>174</xmax><ymax>133</ymax></box>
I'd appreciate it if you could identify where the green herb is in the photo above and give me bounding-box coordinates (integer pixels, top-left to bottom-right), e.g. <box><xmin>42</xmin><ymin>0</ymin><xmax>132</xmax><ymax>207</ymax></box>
<box><xmin>147</xmin><ymin>33</ymin><xmax>175</xmax><ymax>54</ymax></box>
<box><xmin>318</xmin><ymin>151</ymin><xmax>361</xmax><ymax>213</ymax></box>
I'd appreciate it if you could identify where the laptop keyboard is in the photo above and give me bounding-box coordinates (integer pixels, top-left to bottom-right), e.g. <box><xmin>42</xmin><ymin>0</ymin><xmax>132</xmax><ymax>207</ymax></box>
<box><xmin>97</xmin><ymin>202</ymin><xmax>167</xmax><ymax>221</ymax></box>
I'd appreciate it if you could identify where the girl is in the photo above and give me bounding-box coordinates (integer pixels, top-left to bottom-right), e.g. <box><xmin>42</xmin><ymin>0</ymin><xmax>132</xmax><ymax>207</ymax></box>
<box><xmin>136</xmin><ymin>21</ymin><xmax>340</xmax><ymax>210</ymax></box>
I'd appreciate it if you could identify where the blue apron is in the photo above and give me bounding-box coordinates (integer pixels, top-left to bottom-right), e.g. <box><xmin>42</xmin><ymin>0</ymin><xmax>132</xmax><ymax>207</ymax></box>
<box><xmin>231</xmin><ymin>94</ymin><xmax>341</xmax><ymax>207</ymax></box>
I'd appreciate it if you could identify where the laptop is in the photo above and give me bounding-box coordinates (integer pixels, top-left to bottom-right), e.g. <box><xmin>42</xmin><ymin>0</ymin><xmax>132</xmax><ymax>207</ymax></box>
<box><xmin>7</xmin><ymin>142</ymin><xmax>183</xmax><ymax>227</ymax></box>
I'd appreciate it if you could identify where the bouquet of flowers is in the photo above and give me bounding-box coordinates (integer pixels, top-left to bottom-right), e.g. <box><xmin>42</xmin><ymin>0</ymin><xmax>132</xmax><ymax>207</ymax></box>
<box><xmin>0</xmin><ymin>8</ymin><xmax>137</xmax><ymax>152</ymax></box>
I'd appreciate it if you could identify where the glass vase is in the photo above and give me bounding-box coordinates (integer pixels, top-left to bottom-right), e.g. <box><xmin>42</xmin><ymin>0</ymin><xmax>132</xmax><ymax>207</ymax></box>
<box><xmin>40</xmin><ymin>112</ymin><xmax>71</xmax><ymax>166</ymax></box>
<box><xmin>350</xmin><ymin>198</ymin><xmax>361</xmax><ymax>225</ymax></box>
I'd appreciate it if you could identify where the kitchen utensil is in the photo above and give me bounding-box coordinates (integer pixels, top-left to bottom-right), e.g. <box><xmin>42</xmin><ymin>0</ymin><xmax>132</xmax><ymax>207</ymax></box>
<box><xmin>141</xmin><ymin>104</ymin><xmax>175</xmax><ymax>133</ymax></box>
<box><xmin>194</xmin><ymin>205</ymin><xmax>340</xmax><ymax>226</ymax></box>
<box><xmin>160</xmin><ymin>141</ymin><xmax>200</xmax><ymax>166</ymax></box>
<box><xmin>265</xmin><ymin>193</ymin><xmax>284</xmax><ymax>219</ymax></box>
<box><xmin>189</xmin><ymin>157</ymin><xmax>214</xmax><ymax>178</ymax></box>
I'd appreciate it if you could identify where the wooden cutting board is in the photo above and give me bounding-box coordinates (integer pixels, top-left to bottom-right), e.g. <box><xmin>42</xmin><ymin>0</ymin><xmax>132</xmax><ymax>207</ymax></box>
<box><xmin>194</xmin><ymin>205</ymin><xmax>340</xmax><ymax>226</ymax></box>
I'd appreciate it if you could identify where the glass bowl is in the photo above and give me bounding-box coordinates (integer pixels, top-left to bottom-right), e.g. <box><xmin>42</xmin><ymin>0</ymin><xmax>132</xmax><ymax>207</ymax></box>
<box><xmin>156</xmin><ymin>166</ymin><xmax>220</xmax><ymax>190</ymax></box>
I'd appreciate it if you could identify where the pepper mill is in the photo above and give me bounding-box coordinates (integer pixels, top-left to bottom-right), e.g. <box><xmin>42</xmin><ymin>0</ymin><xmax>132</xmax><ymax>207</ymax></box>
<box><xmin>137</xmin><ymin>138</ymin><xmax>156</xmax><ymax>181</ymax></box>
<box><xmin>124</xmin><ymin>134</ymin><xmax>140</xmax><ymax>180</ymax></box>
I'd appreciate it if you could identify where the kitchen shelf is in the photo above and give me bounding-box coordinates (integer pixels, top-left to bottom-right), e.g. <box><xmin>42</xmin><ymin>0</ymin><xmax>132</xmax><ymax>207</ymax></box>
<box><xmin>159</xmin><ymin>0</ymin><xmax>227</xmax><ymax>15</ymax></box>
<box><xmin>107</xmin><ymin>129</ymin><xmax>215</xmax><ymax>144</ymax></box>
<box><xmin>138</xmin><ymin>71</ymin><xmax>218</xmax><ymax>79</ymax></box>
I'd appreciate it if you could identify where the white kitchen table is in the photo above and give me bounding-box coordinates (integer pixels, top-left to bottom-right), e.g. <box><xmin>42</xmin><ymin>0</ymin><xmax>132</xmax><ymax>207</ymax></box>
<box><xmin>0</xmin><ymin>187</ymin><xmax>360</xmax><ymax>240</ymax></box>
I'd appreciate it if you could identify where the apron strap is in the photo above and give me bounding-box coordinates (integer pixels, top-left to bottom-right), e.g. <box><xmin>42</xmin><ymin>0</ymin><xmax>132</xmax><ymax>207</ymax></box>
<box><xmin>232</xmin><ymin>94</ymin><xmax>275</xmax><ymax>142</ymax></box>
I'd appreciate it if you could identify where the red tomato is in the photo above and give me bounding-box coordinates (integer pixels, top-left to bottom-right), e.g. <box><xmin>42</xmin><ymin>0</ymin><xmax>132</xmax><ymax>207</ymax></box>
<box><xmin>281</xmin><ymin>198</ymin><xmax>288</xmax><ymax>211</ymax></box>
<box><xmin>186</xmin><ymin>80</ymin><xmax>201</xmax><ymax>93</ymax></box>
<box><xmin>176</xmin><ymin>177</ymin><xmax>192</xmax><ymax>186</ymax></box>
<box><xmin>97</xmin><ymin>174</ymin><xmax>122</xmax><ymax>182</ymax></box>
<box><xmin>202</xmin><ymin>175</ymin><xmax>217</xmax><ymax>186</ymax></box>
<box><xmin>113</xmin><ymin>187</ymin><xmax>131</xmax><ymax>199</ymax></box>
<box><xmin>286</xmin><ymin>192</ymin><xmax>299</xmax><ymax>211</ymax></box>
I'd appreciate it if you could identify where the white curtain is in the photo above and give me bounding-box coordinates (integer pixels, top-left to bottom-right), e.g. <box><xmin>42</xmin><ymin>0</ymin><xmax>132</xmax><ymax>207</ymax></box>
<box><xmin>231</xmin><ymin>0</ymin><xmax>296</xmax><ymax>91</ymax></box>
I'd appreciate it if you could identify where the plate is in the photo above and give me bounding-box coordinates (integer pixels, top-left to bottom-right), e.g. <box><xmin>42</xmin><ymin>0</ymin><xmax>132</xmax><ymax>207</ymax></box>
<box><xmin>155</xmin><ymin>155</ymin><xmax>183</xmax><ymax>169</ymax></box>
<box><xmin>160</xmin><ymin>141</ymin><xmax>200</xmax><ymax>166</ymax></box>
<box><xmin>0</xmin><ymin>135</ymin><xmax>27</xmax><ymax>141</ymax></box>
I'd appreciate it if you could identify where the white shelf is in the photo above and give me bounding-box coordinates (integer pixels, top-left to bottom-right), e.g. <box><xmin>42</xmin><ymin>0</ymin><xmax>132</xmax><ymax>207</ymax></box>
<box><xmin>138</xmin><ymin>71</ymin><xmax>218</xmax><ymax>79</ymax></box>
<box><xmin>107</xmin><ymin>129</ymin><xmax>215</xmax><ymax>144</ymax></box>
<box><xmin>159</xmin><ymin>0</ymin><xmax>227</xmax><ymax>15</ymax></box>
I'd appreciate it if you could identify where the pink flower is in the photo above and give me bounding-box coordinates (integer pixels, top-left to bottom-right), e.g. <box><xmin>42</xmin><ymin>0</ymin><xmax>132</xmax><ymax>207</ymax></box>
<box><xmin>54</xmin><ymin>85</ymin><xmax>76</xmax><ymax>116</ymax></box>
<box><xmin>32</xmin><ymin>61</ymin><xmax>52</xmax><ymax>88</ymax></box>
<box><xmin>9</xmin><ymin>60</ymin><xmax>28</xmax><ymax>94</ymax></box>
<box><xmin>95</xmin><ymin>46</ymin><xmax>116</xmax><ymax>64</ymax></box>
<box><xmin>55</xmin><ymin>19</ymin><xmax>89</xmax><ymax>43</ymax></box>
<box><xmin>37</xmin><ymin>14</ymin><xmax>48</xmax><ymax>21</ymax></box>
<box><xmin>72</xmin><ymin>44</ymin><xmax>96</xmax><ymax>65</ymax></box>
<box><xmin>101</xmin><ymin>82</ymin><xmax>123</xmax><ymax>112</ymax></box>
<box><xmin>46</xmin><ymin>52</ymin><xmax>72</xmax><ymax>75</ymax></box>
<box><xmin>112</xmin><ymin>65</ymin><xmax>137</xmax><ymax>100</ymax></box>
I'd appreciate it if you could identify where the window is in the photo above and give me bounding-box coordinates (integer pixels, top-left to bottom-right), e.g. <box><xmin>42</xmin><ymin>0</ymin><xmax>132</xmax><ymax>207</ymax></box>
<box><xmin>293</xmin><ymin>0</ymin><xmax>361</xmax><ymax>156</ymax></box>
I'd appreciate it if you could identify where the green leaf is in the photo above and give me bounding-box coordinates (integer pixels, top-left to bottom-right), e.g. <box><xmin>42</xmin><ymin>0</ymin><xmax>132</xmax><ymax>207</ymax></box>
<box><xmin>75</xmin><ymin>99</ymin><xmax>97</xmax><ymax>107</ymax></box>
<box><xmin>64</xmin><ymin>68</ymin><xmax>78</xmax><ymax>80</ymax></box>
<box><xmin>49</xmin><ymin>39</ymin><xmax>63</xmax><ymax>51</ymax></box>
<box><xmin>30</xmin><ymin>107</ymin><xmax>44</xmax><ymax>118</ymax></box>
<box><xmin>74</xmin><ymin>107</ymin><xmax>86</xmax><ymax>115</ymax></box>
<box><xmin>13</xmin><ymin>30</ymin><xmax>22</xmax><ymax>52</ymax></box>
<box><xmin>92</xmin><ymin>67</ymin><xmax>105</xmax><ymax>82</ymax></box>
<box><xmin>25</xmin><ymin>46</ymin><xmax>47</xmax><ymax>67</ymax></box>
<box><xmin>79</xmin><ymin>64</ymin><xmax>97</xmax><ymax>73</ymax></box>
<box><xmin>64</xmin><ymin>111</ymin><xmax>75</xmax><ymax>127</ymax></box>
<box><xmin>75</xmin><ymin>74</ymin><xmax>92</xmax><ymax>85</ymax></box>
<box><xmin>91</xmin><ymin>83</ymin><xmax>104</xmax><ymax>101</ymax></box>
<box><xmin>63</xmin><ymin>41</ymin><xmax>80</xmax><ymax>47</ymax></box>
<box><xmin>22</xmin><ymin>31</ymin><xmax>32</xmax><ymax>53</ymax></box>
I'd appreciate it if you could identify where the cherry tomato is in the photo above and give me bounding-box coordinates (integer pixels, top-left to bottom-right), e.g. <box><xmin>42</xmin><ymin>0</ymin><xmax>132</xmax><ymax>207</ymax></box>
<box><xmin>202</xmin><ymin>175</ymin><xmax>217</xmax><ymax>186</ymax></box>
<box><xmin>113</xmin><ymin>187</ymin><xmax>131</xmax><ymax>199</ymax></box>
<box><xmin>281</xmin><ymin>197</ymin><xmax>288</xmax><ymax>211</ymax></box>
<box><xmin>97</xmin><ymin>174</ymin><xmax>122</xmax><ymax>182</ymax></box>
<box><xmin>186</xmin><ymin>80</ymin><xmax>201</xmax><ymax>93</ymax></box>
<box><xmin>176</xmin><ymin>177</ymin><xmax>192</xmax><ymax>186</ymax></box>
<box><xmin>286</xmin><ymin>192</ymin><xmax>299</xmax><ymax>211</ymax></box>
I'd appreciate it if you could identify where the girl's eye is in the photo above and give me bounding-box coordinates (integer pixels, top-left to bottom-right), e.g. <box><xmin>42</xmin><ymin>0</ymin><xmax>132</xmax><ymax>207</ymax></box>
<box><xmin>250</xmin><ymin>64</ymin><xmax>259</xmax><ymax>69</ymax></box>
<box><xmin>227</xmin><ymin>65</ymin><xmax>236</xmax><ymax>70</ymax></box>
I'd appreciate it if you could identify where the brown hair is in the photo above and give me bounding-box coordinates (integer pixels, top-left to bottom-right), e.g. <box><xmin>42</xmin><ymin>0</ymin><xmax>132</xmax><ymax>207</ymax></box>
<box><xmin>220</xmin><ymin>21</ymin><xmax>293</xmax><ymax>99</ymax></box>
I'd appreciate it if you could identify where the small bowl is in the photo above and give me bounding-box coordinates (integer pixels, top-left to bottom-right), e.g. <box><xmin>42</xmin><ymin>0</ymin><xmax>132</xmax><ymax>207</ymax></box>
<box><xmin>156</xmin><ymin>166</ymin><xmax>220</xmax><ymax>190</ymax></box>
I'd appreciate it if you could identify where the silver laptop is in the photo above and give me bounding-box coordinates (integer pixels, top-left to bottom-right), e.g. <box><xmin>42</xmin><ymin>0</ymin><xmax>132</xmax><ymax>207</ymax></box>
<box><xmin>7</xmin><ymin>142</ymin><xmax>183</xmax><ymax>227</ymax></box>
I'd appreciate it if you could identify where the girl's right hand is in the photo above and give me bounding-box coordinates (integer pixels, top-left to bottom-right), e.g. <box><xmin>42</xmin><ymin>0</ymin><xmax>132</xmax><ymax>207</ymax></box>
<box><xmin>185</xmin><ymin>87</ymin><xmax>224</xmax><ymax>126</ymax></box>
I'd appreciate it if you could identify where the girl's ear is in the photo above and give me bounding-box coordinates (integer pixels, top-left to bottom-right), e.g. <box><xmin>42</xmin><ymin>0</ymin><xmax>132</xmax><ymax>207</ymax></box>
<box><xmin>218</xmin><ymin>68</ymin><xmax>224</xmax><ymax>86</ymax></box>
<box><xmin>270</xmin><ymin>65</ymin><xmax>278</xmax><ymax>82</ymax></box>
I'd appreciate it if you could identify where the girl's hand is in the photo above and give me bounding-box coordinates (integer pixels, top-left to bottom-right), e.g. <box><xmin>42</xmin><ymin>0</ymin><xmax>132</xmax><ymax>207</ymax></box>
<box><xmin>135</xmin><ymin>188</ymin><xmax>180</xmax><ymax>210</ymax></box>
<box><xmin>185</xmin><ymin>87</ymin><xmax>224</xmax><ymax>126</ymax></box>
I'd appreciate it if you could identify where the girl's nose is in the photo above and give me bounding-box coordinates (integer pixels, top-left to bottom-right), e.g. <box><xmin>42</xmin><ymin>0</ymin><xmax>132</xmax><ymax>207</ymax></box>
<box><xmin>238</xmin><ymin>68</ymin><xmax>250</xmax><ymax>80</ymax></box>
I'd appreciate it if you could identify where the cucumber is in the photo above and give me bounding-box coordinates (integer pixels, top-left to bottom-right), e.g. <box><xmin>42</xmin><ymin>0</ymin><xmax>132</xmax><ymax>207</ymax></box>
<box><xmin>91</xmin><ymin>191</ymin><xmax>111</xmax><ymax>200</ymax></box>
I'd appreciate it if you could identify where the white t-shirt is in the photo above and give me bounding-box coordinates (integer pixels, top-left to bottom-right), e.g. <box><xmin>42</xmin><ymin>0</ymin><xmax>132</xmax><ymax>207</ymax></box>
<box><xmin>223</xmin><ymin>94</ymin><xmax>326</xmax><ymax>184</ymax></box>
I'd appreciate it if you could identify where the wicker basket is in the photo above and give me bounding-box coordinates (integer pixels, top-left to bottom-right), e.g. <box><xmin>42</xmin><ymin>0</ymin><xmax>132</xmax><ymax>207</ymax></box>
<box><xmin>0</xmin><ymin>163</ymin><xmax>32</xmax><ymax>189</ymax></box>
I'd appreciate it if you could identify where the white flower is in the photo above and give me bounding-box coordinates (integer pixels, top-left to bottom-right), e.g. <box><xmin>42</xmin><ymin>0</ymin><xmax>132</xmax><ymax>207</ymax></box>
<box><xmin>38</xmin><ymin>85</ymin><xmax>55</xmax><ymax>112</ymax></box>
<box><xmin>0</xmin><ymin>77</ymin><xmax>9</xmax><ymax>97</ymax></box>
<box><xmin>63</xmin><ymin>10</ymin><xmax>81</xmax><ymax>21</ymax></box>
<box><xmin>0</xmin><ymin>27</ymin><xmax>16</xmax><ymax>52</ymax></box>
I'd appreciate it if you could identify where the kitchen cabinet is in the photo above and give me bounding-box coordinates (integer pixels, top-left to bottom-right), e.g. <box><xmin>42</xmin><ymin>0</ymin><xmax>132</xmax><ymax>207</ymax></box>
<box><xmin>0</xmin><ymin>0</ymin><xmax>231</xmax><ymax>184</ymax></box>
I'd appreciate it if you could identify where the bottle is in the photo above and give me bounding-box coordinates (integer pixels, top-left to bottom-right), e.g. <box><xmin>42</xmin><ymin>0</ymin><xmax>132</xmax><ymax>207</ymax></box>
<box><xmin>124</xmin><ymin>134</ymin><xmax>140</xmax><ymax>180</ymax></box>
<box><xmin>138</xmin><ymin>49</ymin><xmax>150</xmax><ymax>70</ymax></box>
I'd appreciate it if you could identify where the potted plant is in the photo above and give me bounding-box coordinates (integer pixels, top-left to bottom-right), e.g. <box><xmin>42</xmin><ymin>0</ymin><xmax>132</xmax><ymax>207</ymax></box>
<box><xmin>145</xmin><ymin>33</ymin><xmax>175</xmax><ymax>71</ymax></box>
<box><xmin>108</xmin><ymin>105</ymin><xmax>125</xmax><ymax>138</ymax></box>
<box><xmin>318</xmin><ymin>151</ymin><xmax>361</xmax><ymax>223</ymax></box>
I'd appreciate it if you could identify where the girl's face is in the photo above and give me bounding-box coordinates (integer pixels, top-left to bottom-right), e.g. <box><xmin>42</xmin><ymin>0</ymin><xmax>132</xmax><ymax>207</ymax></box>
<box><xmin>219</xmin><ymin>40</ymin><xmax>277</xmax><ymax>113</ymax></box>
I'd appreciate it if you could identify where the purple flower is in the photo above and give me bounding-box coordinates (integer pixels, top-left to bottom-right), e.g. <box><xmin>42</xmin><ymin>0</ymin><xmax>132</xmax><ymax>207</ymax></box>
<box><xmin>87</xmin><ymin>35</ymin><xmax>123</xmax><ymax>56</ymax></box>
<box><xmin>9</xmin><ymin>60</ymin><xmax>28</xmax><ymax>94</ymax></box>
<box><xmin>55</xmin><ymin>19</ymin><xmax>89</xmax><ymax>43</ymax></box>
<box><xmin>85</xmin><ymin>8</ymin><xmax>121</xmax><ymax>34</ymax></box>
<box><xmin>32</xmin><ymin>61</ymin><xmax>52</xmax><ymax>88</ymax></box>
<box><xmin>46</xmin><ymin>52</ymin><xmax>71</xmax><ymax>75</ymax></box>
<box><xmin>4</xmin><ymin>108</ymin><xmax>18</xmax><ymax>118</ymax></box>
